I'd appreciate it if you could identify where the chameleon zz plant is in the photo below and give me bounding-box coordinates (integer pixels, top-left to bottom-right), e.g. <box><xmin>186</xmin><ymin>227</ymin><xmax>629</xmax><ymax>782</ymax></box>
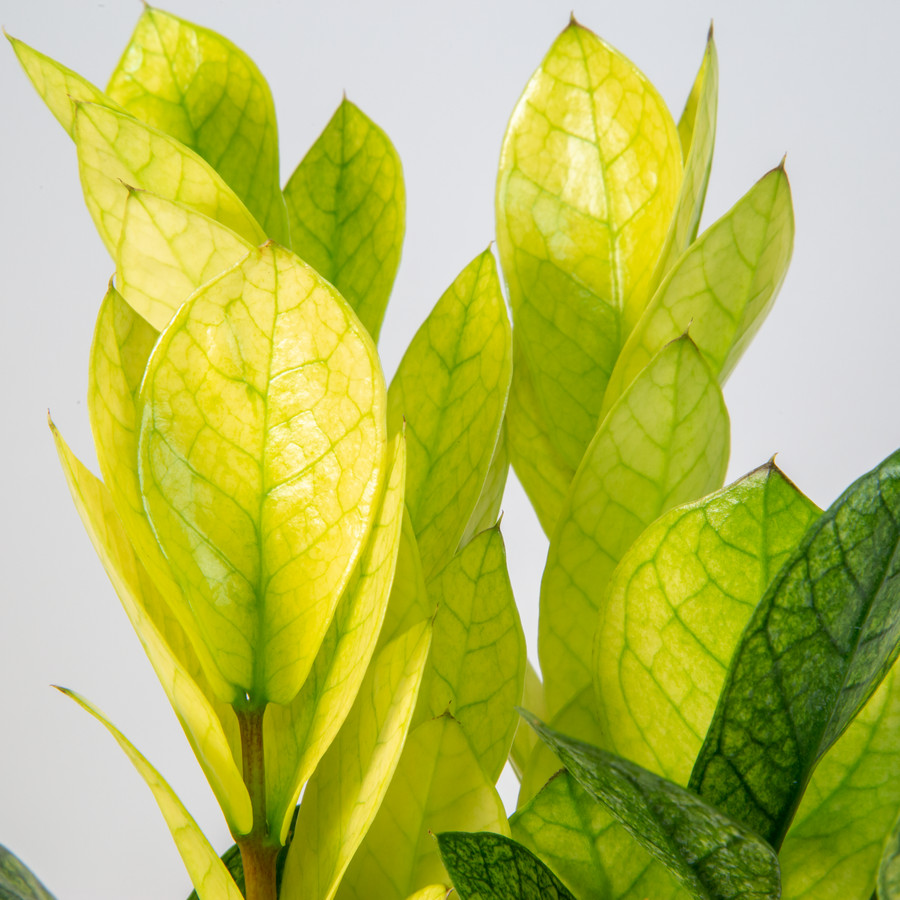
<box><xmin>5</xmin><ymin>7</ymin><xmax>900</xmax><ymax>900</ymax></box>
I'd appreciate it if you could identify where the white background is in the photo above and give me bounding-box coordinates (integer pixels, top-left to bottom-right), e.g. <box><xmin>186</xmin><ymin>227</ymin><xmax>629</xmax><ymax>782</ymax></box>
<box><xmin>1</xmin><ymin>1</ymin><xmax>898</xmax><ymax>897</ymax></box>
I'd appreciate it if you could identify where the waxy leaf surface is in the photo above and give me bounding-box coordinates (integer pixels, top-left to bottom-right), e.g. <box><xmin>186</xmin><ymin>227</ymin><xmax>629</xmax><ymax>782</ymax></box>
<box><xmin>280</xmin><ymin>622</ymin><xmax>432</xmax><ymax>900</ymax></box>
<box><xmin>436</xmin><ymin>831</ymin><xmax>576</xmax><ymax>900</ymax></box>
<box><xmin>336</xmin><ymin>715</ymin><xmax>509</xmax><ymax>900</ymax></box>
<box><xmin>540</xmin><ymin>335</ymin><xmax>730</xmax><ymax>714</ymax></box>
<box><xmin>59</xmin><ymin>689</ymin><xmax>244</xmax><ymax>900</ymax></box>
<box><xmin>284</xmin><ymin>98</ymin><xmax>405</xmax><ymax>341</ymax></box>
<box><xmin>690</xmin><ymin>447</ymin><xmax>900</xmax><ymax>848</ymax></box>
<box><xmin>388</xmin><ymin>249</ymin><xmax>511</xmax><ymax>580</ymax></box>
<box><xmin>496</xmin><ymin>20</ymin><xmax>682</xmax><ymax>469</ymax></box>
<box><xmin>525</xmin><ymin>714</ymin><xmax>781</xmax><ymax>900</ymax></box>
<box><xmin>0</xmin><ymin>845</ymin><xmax>56</xmax><ymax>900</ymax></box>
<box><xmin>138</xmin><ymin>242</ymin><xmax>387</xmax><ymax>704</ymax></box>
<box><xmin>510</xmin><ymin>660</ymin><xmax>547</xmax><ymax>779</ymax></box>
<box><xmin>600</xmin><ymin>165</ymin><xmax>793</xmax><ymax>421</ymax></box>
<box><xmin>460</xmin><ymin>422</ymin><xmax>509</xmax><ymax>549</ymax></box>
<box><xmin>594</xmin><ymin>462</ymin><xmax>820</xmax><ymax>785</ymax></box>
<box><xmin>107</xmin><ymin>7</ymin><xmax>289</xmax><ymax>244</ymax></box>
<box><xmin>418</xmin><ymin>526</ymin><xmax>526</xmax><ymax>782</ymax></box>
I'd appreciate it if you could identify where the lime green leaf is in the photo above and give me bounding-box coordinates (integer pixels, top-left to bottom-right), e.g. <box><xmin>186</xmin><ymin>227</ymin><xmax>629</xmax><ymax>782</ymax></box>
<box><xmin>403</xmin><ymin>888</ymin><xmax>450</xmax><ymax>900</ymax></box>
<box><xmin>284</xmin><ymin>98</ymin><xmax>406</xmax><ymax>341</ymax></box>
<box><xmin>117</xmin><ymin>187</ymin><xmax>253</xmax><ymax>331</ymax></box>
<box><xmin>264</xmin><ymin>433</ymin><xmax>406</xmax><ymax>843</ymax></box>
<box><xmin>690</xmin><ymin>447</ymin><xmax>900</xmax><ymax>849</ymax></box>
<box><xmin>880</xmin><ymin>808</ymin><xmax>900</xmax><ymax>900</ymax></box>
<box><xmin>138</xmin><ymin>242</ymin><xmax>387</xmax><ymax>705</ymax></box>
<box><xmin>280</xmin><ymin>621</ymin><xmax>432</xmax><ymax>900</ymax></box>
<box><xmin>594</xmin><ymin>461</ymin><xmax>820</xmax><ymax>786</ymax></box>
<box><xmin>74</xmin><ymin>101</ymin><xmax>266</xmax><ymax>258</ymax></box>
<box><xmin>388</xmin><ymin>249</ymin><xmax>512</xmax><ymax>580</ymax></box>
<box><xmin>106</xmin><ymin>7</ymin><xmax>288</xmax><ymax>244</ymax></box>
<box><xmin>336</xmin><ymin>714</ymin><xmax>510</xmax><ymax>900</ymax></box>
<box><xmin>510</xmin><ymin>660</ymin><xmax>547</xmax><ymax>780</ymax></box>
<box><xmin>524</xmin><ymin>713</ymin><xmax>781</xmax><ymax>900</ymax></box>
<box><xmin>505</xmin><ymin>339</ymin><xmax>574</xmax><ymax>537</ymax></box>
<box><xmin>540</xmin><ymin>334</ymin><xmax>730</xmax><ymax>715</ymax></box>
<box><xmin>780</xmin><ymin>664</ymin><xmax>900</xmax><ymax>900</ymax></box>
<box><xmin>460</xmin><ymin>422</ymin><xmax>509</xmax><ymax>549</ymax></box>
<box><xmin>7</xmin><ymin>35</ymin><xmax>126</xmax><ymax>137</ymax></box>
<box><xmin>599</xmin><ymin>165</ymin><xmax>793</xmax><ymax>422</ymax></box>
<box><xmin>51</xmin><ymin>420</ymin><xmax>252</xmax><ymax>835</ymax></box>
<box><xmin>58</xmin><ymin>688</ymin><xmax>244</xmax><ymax>900</ymax></box>
<box><xmin>436</xmin><ymin>831</ymin><xmax>576</xmax><ymax>900</ymax></box>
<box><xmin>0</xmin><ymin>845</ymin><xmax>56</xmax><ymax>900</ymax></box>
<box><xmin>496</xmin><ymin>19</ymin><xmax>682</xmax><ymax>469</ymax></box>
<box><xmin>417</xmin><ymin>526</ymin><xmax>525</xmax><ymax>782</ymax></box>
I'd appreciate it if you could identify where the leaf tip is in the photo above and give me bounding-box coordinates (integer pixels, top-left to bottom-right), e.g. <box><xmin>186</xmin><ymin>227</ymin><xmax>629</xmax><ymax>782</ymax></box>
<box><xmin>707</xmin><ymin>19</ymin><xmax>714</xmax><ymax>42</ymax></box>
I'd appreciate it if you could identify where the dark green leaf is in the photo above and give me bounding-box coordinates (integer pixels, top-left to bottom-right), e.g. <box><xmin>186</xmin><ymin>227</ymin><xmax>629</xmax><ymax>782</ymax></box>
<box><xmin>689</xmin><ymin>447</ymin><xmax>900</xmax><ymax>849</ymax></box>
<box><xmin>0</xmin><ymin>846</ymin><xmax>56</xmax><ymax>900</ymax></box>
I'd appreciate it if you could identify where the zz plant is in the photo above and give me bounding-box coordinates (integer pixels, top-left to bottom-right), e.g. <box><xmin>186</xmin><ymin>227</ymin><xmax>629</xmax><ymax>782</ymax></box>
<box><xmin>6</xmin><ymin>7</ymin><xmax>900</xmax><ymax>900</ymax></box>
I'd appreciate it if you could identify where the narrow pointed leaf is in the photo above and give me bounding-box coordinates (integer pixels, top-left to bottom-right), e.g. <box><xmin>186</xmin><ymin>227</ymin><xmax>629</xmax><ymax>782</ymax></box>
<box><xmin>690</xmin><ymin>447</ymin><xmax>900</xmax><ymax>849</ymax></box>
<box><xmin>460</xmin><ymin>422</ymin><xmax>509</xmax><ymax>549</ymax></box>
<box><xmin>417</xmin><ymin>526</ymin><xmax>526</xmax><ymax>782</ymax></box>
<box><xmin>880</xmin><ymin>807</ymin><xmax>900</xmax><ymax>900</ymax></box>
<box><xmin>594</xmin><ymin>461</ymin><xmax>821</xmax><ymax>785</ymax></box>
<box><xmin>540</xmin><ymin>335</ymin><xmax>730</xmax><ymax>715</ymax></box>
<box><xmin>524</xmin><ymin>713</ymin><xmax>781</xmax><ymax>900</ymax></box>
<box><xmin>0</xmin><ymin>845</ymin><xmax>56</xmax><ymax>900</ymax></box>
<box><xmin>496</xmin><ymin>20</ymin><xmax>682</xmax><ymax>469</ymax></box>
<box><xmin>74</xmin><ymin>102</ymin><xmax>266</xmax><ymax>258</ymax></box>
<box><xmin>138</xmin><ymin>242</ymin><xmax>387</xmax><ymax>704</ymax></box>
<box><xmin>106</xmin><ymin>7</ymin><xmax>288</xmax><ymax>244</ymax></box>
<box><xmin>51</xmin><ymin>421</ymin><xmax>251</xmax><ymax>834</ymax></box>
<box><xmin>510</xmin><ymin>660</ymin><xmax>547</xmax><ymax>779</ymax></box>
<box><xmin>284</xmin><ymin>98</ymin><xmax>405</xmax><ymax>341</ymax></box>
<box><xmin>117</xmin><ymin>188</ymin><xmax>253</xmax><ymax>331</ymax></box>
<box><xmin>336</xmin><ymin>715</ymin><xmax>510</xmax><ymax>900</ymax></box>
<box><xmin>264</xmin><ymin>433</ymin><xmax>406</xmax><ymax>842</ymax></box>
<box><xmin>599</xmin><ymin>165</ymin><xmax>793</xmax><ymax>421</ymax></box>
<box><xmin>388</xmin><ymin>249</ymin><xmax>512</xmax><ymax>580</ymax></box>
<box><xmin>58</xmin><ymin>689</ymin><xmax>244</xmax><ymax>900</ymax></box>
<box><xmin>280</xmin><ymin>621</ymin><xmax>432</xmax><ymax>900</ymax></box>
<box><xmin>436</xmin><ymin>831</ymin><xmax>576</xmax><ymax>900</ymax></box>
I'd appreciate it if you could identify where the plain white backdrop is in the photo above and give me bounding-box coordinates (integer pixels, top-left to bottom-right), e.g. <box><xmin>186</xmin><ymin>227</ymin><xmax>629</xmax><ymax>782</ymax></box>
<box><xmin>1</xmin><ymin>1</ymin><xmax>899</xmax><ymax>897</ymax></box>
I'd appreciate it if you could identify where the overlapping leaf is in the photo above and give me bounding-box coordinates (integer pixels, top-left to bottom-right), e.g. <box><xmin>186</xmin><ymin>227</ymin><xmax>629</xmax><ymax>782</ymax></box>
<box><xmin>460</xmin><ymin>422</ymin><xmax>509</xmax><ymax>549</ymax></box>
<box><xmin>510</xmin><ymin>661</ymin><xmax>547</xmax><ymax>779</ymax></box>
<box><xmin>880</xmin><ymin>806</ymin><xmax>900</xmax><ymax>900</ymax></box>
<box><xmin>0</xmin><ymin>845</ymin><xmax>56</xmax><ymax>900</ymax></box>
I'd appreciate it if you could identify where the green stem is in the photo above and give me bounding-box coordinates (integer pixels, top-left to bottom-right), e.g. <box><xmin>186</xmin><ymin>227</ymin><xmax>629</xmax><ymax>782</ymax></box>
<box><xmin>236</xmin><ymin>707</ymin><xmax>279</xmax><ymax>900</ymax></box>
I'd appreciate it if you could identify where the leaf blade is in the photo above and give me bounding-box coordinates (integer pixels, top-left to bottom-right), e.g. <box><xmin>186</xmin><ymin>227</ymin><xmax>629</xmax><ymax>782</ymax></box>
<box><xmin>0</xmin><ymin>845</ymin><xmax>57</xmax><ymax>900</ymax></box>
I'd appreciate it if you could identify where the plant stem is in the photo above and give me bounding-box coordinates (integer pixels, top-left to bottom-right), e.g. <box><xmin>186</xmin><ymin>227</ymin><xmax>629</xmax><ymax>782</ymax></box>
<box><xmin>236</xmin><ymin>707</ymin><xmax>279</xmax><ymax>900</ymax></box>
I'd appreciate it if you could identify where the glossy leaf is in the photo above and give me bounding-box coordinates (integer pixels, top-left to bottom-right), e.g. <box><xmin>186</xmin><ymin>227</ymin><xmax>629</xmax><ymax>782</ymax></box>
<box><xmin>496</xmin><ymin>19</ymin><xmax>682</xmax><ymax>469</ymax></box>
<box><xmin>0</xmin><ymin>845</ymin><xmax>56</xmax><ymax>900</ymax></box>
<box><xmin>107</xmin><ymin>7</ymin><xmax>288</xmax><ymax>244</ymax></box>
<box><xmin>117</xmin><ymin>188</ymin><xmax>253</xmax><ymax>331</ymax></box>
<box><xmin>284</xmin><ymin>98</ymin><xmax>405</xmax><ymax>341</ymax></box>
<box><xmin>524</xmin><ymin>713</ymin><xmax>781</xmax><ymax>900</ymax></box>
<box><xmin>880</xmin><ymin>806</ymin><xmax>900</xmax><ymax>900</ymax></box>
<box><xmin>138</xmin><ymin>242</ymin><xmax>387</xmax><ymax>705</ymax></box>
<box><xmin>58</xmin><ymin>689</ymin><xmax>244</xmax><ymax>900</ymax></box>
<box><xmin>690</xmin><ymin>447</ymin><xmax>900</xmax><ymax>849</ymax></box>
<box><xmin>780</xmin><ymin>664</ymin><xmax>900</xmax><ymax>900</ymax></box>
<box><xmin>264</xmin><ymin>433</ymin><xmax>407</xmax><ymax>842</ymax></box>
<box><xmin>510</xmin><ymin>660</ymin><xmax>547</xmax><ymax>780</ymax></box>
<box><xmin>460</xmin><ymin>422</ymin><xmax>509</xmax><ymax>549</ymax></box>
<box><xmin>417</xmin><ymin>526</ymin><xmax>526</xmax><ymax>782</ymax></box>
<box><xmin>74</xmin><ymin>101</ymin><xmax>266</xmax><ymax>258</ymax></box>
<box><xmin>51</xmin><ymin>420</ymin><xmax>251</xmax><ymax>834</ymax></box>
<box><xmin>388</xmin><ymin>249</ymin><xmax>512</xmax><ymax>580</ymax></box>
<box><xmin>280</xmin><ymin>621</ymin><xmax>432</xmax><ymax>900</ymax></box>
<box><xmin>599</xmin><ymin>164</ymin><xmax>793</xmax><ymax>421</ymax></box>
<box><xmin>594</xmin><ymin>461</ymin><xmax>821</xmax><ymax>785</ymax></box>
<box><xmin>335</xmin><ymin>714</ymin><xmax>510</xmax><ymax>900</ymax></box>
<box><xmin>539</xmin><ymin>335</ymin><xmax>730</xmax><ymax>715</ymax></box>
<box><xmin>436</xmin><ymin>831</ymin><xmax>576</xmax><ymax>900</ymax></box>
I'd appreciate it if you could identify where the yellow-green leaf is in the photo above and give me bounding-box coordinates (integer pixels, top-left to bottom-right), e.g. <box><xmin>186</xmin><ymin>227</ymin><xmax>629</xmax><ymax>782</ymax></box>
<box><xmin>51</xmin><ymin>422</ymin><xmax>251</xmax><ymax>834</ymax></box>
<box><xmin>510</xmin><ymin>660</ymin><xmax>547</xmax><ymax>780</ymax></box>
<box><xmin>57</xmin><ymin>688</ymin><xmax>244</xmax><ymax>900</ymax></box>
<box><xmin>336</xmin><ymin>714</ymin><xmax>510</xmax><ymax>900</ymax></box>
<box><xmin>388</xmin><ymin>249</ymin><xmax>512</xmax><ymax>580</ymax></box>
<box><xmin>417</xmin><ymin>526</ymin><xmax>526</xmax><ymax>782</ymax></box>
<box><xmin>264</xmin><ymin>433</ymin><xmax>406</xmax><ymax>842</ymax></box>
<box><xmin>460</xmin><ymin>421</ymin><xmax>509</xmax><ymax>549</ymax></box>
<box><xmin>599</xmin><ymin>164</ymin><xmax>794</xmax><ymax>422</ymax></box>
<box><xmin>138</xmin><ymin>242</ymin><xmax>387</xmax><ymax>704</ymax></box>
<box><xmin>539</xmin><ymin>335</ymin><xmax>730</xmax><ymax>715</ymax></box>
<box><xmin>404</xmin><ymin>888</ymin><xmax>450</xmax><ymax>900</ymax></box>
<box><xmin>284</xmin><ymin>98</ymin><xmax>405</xmax><ymax>341</ymax></box>
<box><xmin>117</xmin><ymin>187</ymin><xmax>253</xmax><ymax>331</ymax></box>
<box><xmin>74</xmin><ymin>101</ymin><xmax>266</xmax><ymax>258</ymax></box>
<box><xmin>496</xmin><ymin>19</ymin><xmax>682</xmax><ymax>470</ymax></box>
<box><xmin>279</xmin><ymin>621</ymin><xmax>432</xmax><ymax>900</ymax></box>
<box><xmin>106</xmin><ymin>7</ymin><xmax>289</xmax><ymax>244</ymax></box>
